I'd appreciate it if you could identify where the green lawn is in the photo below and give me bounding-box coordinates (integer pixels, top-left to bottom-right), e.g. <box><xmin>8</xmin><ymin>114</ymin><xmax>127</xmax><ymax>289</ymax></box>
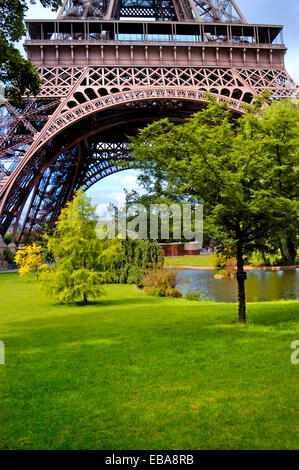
<box><xmin>0</xmin><ymin>273</ymin><xmax>298</xmax><ymax>450</ymax></box>
<box><xmin>165</xmin><ymin>254</ymin><xmax>217</xmax><ymax>267</ymax></box>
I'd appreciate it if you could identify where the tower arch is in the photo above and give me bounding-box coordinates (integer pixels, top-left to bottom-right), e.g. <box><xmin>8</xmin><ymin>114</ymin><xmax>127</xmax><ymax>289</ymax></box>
<box><xmin>0</xmin><ymin>1</ymin><xmax>298</xmax><ymax>238</ymax></box>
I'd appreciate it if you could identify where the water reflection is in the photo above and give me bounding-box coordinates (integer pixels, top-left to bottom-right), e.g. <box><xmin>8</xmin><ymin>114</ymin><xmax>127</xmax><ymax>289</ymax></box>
<box><xmin>176</xmin><ymin>269</ymin><xmax>299</xmax><ymax>303</ymax></box>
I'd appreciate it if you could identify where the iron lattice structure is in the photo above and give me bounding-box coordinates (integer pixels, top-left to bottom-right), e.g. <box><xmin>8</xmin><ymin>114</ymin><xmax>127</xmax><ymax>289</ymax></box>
<box><xmin>0</xmin><ymin>0</ymin><xmax>298</xmax><ymax>241</ymax></box>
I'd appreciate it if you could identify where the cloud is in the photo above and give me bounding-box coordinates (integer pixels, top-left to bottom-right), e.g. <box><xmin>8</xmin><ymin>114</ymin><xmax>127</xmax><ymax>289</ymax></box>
<box><xmin>86</xmin><ymin>170</ymin><xmax>142</xmax><ymax>209</ymax></box>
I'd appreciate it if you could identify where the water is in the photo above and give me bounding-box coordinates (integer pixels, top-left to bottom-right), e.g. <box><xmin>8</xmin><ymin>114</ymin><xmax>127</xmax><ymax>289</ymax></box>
<box><xmin>176</xmin><ymin>269</ymin><xmax>299</xmax><ymax>303</ymax></box>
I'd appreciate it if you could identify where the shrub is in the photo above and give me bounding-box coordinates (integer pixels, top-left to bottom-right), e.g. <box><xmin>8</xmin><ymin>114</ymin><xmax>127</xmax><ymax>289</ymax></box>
<box><xmin>225</xmin><ymin>257</ymin><xmax>237</xmax><ymax>277</ymax></box>
<box><xmin>185</xmin><ymin>290</ymin><xmax>212</xmax><ymax>302</ymax></box>
<box><xmin>143</xmin><ymin>268</ymin><xmax>181</xmax><ymax>297</ymax></box>
<box><xmin>3</xmin><ymin>247</ymin><xmax>14</xmax><ymax>264</ymax></box>
<box><xmin>165</xmin><ymin>287</ymin><xmax>182</xmax><ymax>298</ymax></box>
<box><xmin>3</xmin><ymin>233</ymin><xmax>12</xmax><ymax>244</ymax></box>
<box><xmin>247</xmin><ymin>250</ymin><xmax>284</xmax><ymax>267</ymax></box>
<box><xmin>15</xmin><ymin>243</ymin><xmax>44</xmax><ymax>279</ymax></box>
<box><xmin>185</xmin><ymin>291</ymin><xmax>200</xmax><ymax>301</ymax></box>
<box><xmin>144</xmin><ymin>286</ymin><xmax>165</xmax><ymax>297</ymax></box>
<box><xmin>216</xmin><ymin>245</ymin><xmax>235</xmax><ymax>268</ymax></box>
<box><xmin>143</xmin><ymin>268</ymin><xmax>176</xmax><ymax>289</ymax></box>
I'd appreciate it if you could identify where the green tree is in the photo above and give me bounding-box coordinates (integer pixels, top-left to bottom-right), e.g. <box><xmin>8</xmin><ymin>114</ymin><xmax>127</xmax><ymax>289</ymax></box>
<box><xmin>257</xmin><ymin>99</ymin><xmax>299</xmax><ymax>265</ymax></box>
<box><xmin>99</xmin><ymin>237</ymin><xmax>164</xmax><ymax>286</ymax></box>
<box><xmin>40</xmin><ymin>189</ymin><xmax>104</xmax><ymax>305</ymax></box>
<box><xmin>0</xmin><ymin>0</ymin><xmax>61</xmax><ymax>103</ymax></box>
<box><xmin>130</xmin><ymin>96</ymin><xmax>299</xmax><ymax>323</ymax></box>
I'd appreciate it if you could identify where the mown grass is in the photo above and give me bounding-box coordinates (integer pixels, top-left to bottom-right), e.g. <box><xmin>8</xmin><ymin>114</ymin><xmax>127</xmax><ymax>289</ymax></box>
<box><xmin>164</xmin><ymin>254</ymin><xmax>217</xmax><ymax>267</ymax></box>
<box><xmin>0</xmin><ymin>273</ymin><xmax>298</xmax><ymax>450</ymax></box>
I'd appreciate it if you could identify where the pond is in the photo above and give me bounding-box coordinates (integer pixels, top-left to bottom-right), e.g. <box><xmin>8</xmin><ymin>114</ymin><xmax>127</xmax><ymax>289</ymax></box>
<box><xmin>176</xmin><ymin>269</ymin><xmax>299</xmax><ymax>303</ymax></box>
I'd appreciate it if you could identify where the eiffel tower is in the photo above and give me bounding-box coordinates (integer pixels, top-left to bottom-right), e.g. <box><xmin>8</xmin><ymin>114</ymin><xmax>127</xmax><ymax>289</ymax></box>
<box><xmin>0</xmin><ymin>0</ymin><xmax>297</xmax><ymax>243</ymax></box>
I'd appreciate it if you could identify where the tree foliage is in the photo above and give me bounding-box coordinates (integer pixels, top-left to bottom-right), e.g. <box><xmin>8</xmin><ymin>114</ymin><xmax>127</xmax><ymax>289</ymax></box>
<box><xmin>15</xmin><ymin>242</ymin><xmax>43</xmax><ymax>278</ymax></box>
<box><xmin>40</xmin><ymin>189</ymin><xmax>104</xmax><ymax>304</ymax></box>
<box><xmin>100</xmin><ymin>238</ymin><xmax>164</xmax><ymax>286</ymax></box>
<box><xmin>0</xmin><ymin>0</ymin><xmax>61</xmax><ymax>103</ymax></box>
<box><xmin>129</xmin><ymin>96</ymin><xmax>299</xmax><ymax>322</ymax></box>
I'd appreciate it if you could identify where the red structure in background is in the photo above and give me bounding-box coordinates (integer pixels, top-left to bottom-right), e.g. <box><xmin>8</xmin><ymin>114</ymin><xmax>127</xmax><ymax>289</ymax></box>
<box><xmin>160</xmin><ymin>242</ymin><xmax>203</xmax><ymax>257</ymax></box>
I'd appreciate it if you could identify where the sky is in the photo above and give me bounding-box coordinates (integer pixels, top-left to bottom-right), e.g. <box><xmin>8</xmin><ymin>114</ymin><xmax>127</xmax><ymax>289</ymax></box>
<box><xmin>24</xmin><ymin>1</ymin><xmax>299</xmax><ymax>212</ymax></box>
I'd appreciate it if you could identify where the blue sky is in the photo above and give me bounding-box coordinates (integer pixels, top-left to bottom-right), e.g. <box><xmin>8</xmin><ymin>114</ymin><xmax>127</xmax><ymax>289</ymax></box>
<box><xmin>24</xmin><ymin>1</ymin><xmax>299</xmax><ymax>212</ymax></box>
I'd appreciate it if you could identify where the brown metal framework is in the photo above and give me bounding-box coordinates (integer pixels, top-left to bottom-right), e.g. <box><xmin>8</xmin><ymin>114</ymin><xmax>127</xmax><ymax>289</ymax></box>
<box><xmin>0</xmin><ymin>0</ymin><xmax>298</xmax><ymax>241</ymax></box>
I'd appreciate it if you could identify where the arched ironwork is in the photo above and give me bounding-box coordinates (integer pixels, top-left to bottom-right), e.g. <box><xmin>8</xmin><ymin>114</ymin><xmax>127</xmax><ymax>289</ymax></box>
<box><xmin>0</xmin><ymin>0</ymin><xmax>298</xmax><ymax>240</ymax></box>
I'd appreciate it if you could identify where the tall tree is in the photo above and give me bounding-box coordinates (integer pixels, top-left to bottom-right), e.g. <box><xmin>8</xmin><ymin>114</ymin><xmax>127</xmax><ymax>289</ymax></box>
<box><xmin>40</xmin><ymin>189</ymin><xmax>104</xmax><ymax>305</ymax></box>
<box><xmin>0</xmin><ymin>0</ymin><xmax>61</xmax><ymax>103</ymax></box>
<box><xmin>130</xmin><ymin>96</ymin><xmax>299</xmax><ymax>323</ymax></box>
<box><xmin>257</xmin><ymin>99</ymin><xmax>299</xmax><ymax>264</ymax></box>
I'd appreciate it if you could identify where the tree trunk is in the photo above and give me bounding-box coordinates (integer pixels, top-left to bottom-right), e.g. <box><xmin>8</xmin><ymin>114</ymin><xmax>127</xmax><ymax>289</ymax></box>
<box><xmin>83</xmin><ymin>293</ymin><xmax>88</xmax><ymax>305</ymax></box>
<box><xmin>279</xmin><ymin>240</ymin><xmax>288</xmax><ymax>265</ymax></box>
<box><xmin>286</xmin><ymin>237</ymin><xmax>297</xmax><ymax>265</ymax></box>
<box><xmin>279</xmin><ymin>237</ymin><xmax>296</xmax><ymax>265</ymax></box>
<box><xmin>236</xmin><ymin>240</ymin><xmax>246</xmax><ymax>323</ymax></box>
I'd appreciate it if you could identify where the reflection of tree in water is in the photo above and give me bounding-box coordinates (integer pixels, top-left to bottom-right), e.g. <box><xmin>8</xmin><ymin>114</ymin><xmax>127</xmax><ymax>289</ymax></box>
<box><xmin>246</xmin><ymin>274</ymin><xmax>259</xmax><ymax>303</ymax></box>
<box><xmin>176</xmin><ymin>269</ymin><xmax>299</xmax><ymax>303</ymax></box>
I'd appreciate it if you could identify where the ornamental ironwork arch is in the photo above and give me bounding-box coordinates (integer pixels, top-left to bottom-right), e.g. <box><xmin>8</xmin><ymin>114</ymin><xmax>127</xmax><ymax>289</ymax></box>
<box><xmin>0</xmin><ymin>0</ymin><xmax>298</xmax><ymax>241</ymax></box>
<box><xmin>0</xmin><ymin>90</ymin><xmax>244</xmax><ymax>240</ymax></box>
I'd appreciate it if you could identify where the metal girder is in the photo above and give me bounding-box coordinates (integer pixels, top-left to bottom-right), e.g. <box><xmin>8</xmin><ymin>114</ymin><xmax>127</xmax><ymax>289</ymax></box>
<box><xmin>192</xmin><ymin>0</ymin><xmax>246</xmax><ymax>23</ymax></box>
<box><xmin>0</xmin><ymin>0</ymin><xmax>297</xmax><ymax>238</ymax></box>
<box><xmin>59</xmin><ymin>0</ymin><xmax>246</xmax><ymax>22</ymax></box>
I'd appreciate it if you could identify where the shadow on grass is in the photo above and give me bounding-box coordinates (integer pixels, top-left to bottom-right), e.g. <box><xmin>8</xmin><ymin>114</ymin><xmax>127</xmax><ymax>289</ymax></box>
<box><xmin>44</xmin><ymin>296</ymin><xmax>166</xmax><ymax>309</ymax></box>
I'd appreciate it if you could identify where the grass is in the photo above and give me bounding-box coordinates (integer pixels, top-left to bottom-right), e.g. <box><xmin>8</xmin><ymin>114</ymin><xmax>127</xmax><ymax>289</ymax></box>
<box><xmin>0</xmin><ymin>273</ymin><xmax>298</xmax><ymax>450</ymax></box>
<box><xmin>164</xmin><ymin>254</ymin><xmax>217</xmax><ymax>267</ymax></box>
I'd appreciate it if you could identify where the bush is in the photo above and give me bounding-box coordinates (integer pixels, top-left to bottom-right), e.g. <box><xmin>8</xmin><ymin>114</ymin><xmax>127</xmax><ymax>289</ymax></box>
<box><xmin>3</xmin><ymin>233</ymin><xmax>12</xmax><ymax>244</ymax></box>
<box><xmin>165</xmin><ymin>287</ymin><xmax>182</xmax><ymax>298</ymax></box>
<box><xmin>143</xmin><ymin>268</ymin><xmax>176</xmax><ymax>289</ymax></box>
<box><xmin>185</xmin><ymin>291</ymin><xmax>200</xmax><ymax>301</ymax></box>
<box><xmin>3</xmin><ymin>247</ymin><xmax>14</xmax><ymax>264</ymax></box>
<box><xmin>185</xmin><ymin>290</ymin><xmax>212</xmax><ymax>302</ymax></box>
<box><xmin>225</xmin><ymin>257</ymin><xmax>237</xmax><ymax>277</ymax></box>
<box><xmin>14</xmin><ymin>243</ymin><xmax>44</xmax><ymax>279</ymax></box>
<box><xmin>143</xmin><ymin>268</ymin><xmax>181</xmax><ymax>297</ymax></box>
<box><xmin>217</xmin><ymin>269</ymin><xmax>227</xmax><ymax>275</ymax></box>
<box><xmin>144</xmin><ymin>286</ymin><xmax>165</xmax><ymax>297</ymax></box>
<box><xmin>216</xmin><ymin>245</ymin><xmax>235</xmax><ymax>268</ymax></box>
<box><xmin>247</xmin><ymin>250</ymin><xmax>284</xmax><ymax>267</ymax></box>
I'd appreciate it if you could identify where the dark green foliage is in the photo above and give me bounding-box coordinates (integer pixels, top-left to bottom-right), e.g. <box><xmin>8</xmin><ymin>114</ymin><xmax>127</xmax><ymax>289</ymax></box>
<box><xmin>114</xmin><ymin>239</ymin><xmax>164</xmax><ymax>285</ymax></box>
<box><xmin>0</xmin><ymin>0</ymin><xmax>61</xmax><ymax>103</ymax></box>
<box><xmin>3</xmin><ymin>247</ymin><xmax>14</xmax><ymax>264</ymax></box>
<box><xmin>3</xmin><ymin>233</ymin><xmax>12</xmax><ymax>244</ymax></box>
<box><xmin>124</xmin><ymin>189</ymin><xmax>203</xmax><ymax>243</ymax></box>
<box><xmin>130</xmin><ymin>95</ymin><xmax>299</xmax><ymax>322</ymax></box>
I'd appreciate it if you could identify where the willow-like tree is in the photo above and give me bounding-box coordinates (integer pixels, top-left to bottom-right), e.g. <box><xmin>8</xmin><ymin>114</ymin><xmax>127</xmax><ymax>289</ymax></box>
<box><xmin>130</xmin><ymin>96</ymin><xmax>298</xmax><ymax>323</ymax></box>
<box><xmin>40</xmin><ymin>189</ymin><xmax>104</xmax><ymax>305</ymax></box>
